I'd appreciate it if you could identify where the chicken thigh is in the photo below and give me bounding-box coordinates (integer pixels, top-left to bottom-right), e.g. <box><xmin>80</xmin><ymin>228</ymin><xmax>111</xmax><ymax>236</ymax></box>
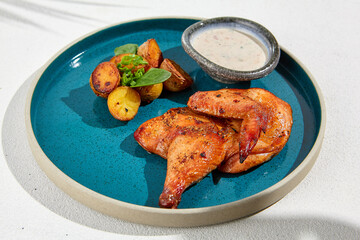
<box><xmin>134</xmin><ymin>107</ymin><xmax>233</xmax><ymax>208</ymax></box>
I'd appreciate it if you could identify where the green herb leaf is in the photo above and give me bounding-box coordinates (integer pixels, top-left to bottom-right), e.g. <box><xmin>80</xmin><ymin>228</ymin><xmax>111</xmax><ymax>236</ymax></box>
<box><xmin>120</xmin><ymin>54</ymin><xmax>148</xmax><ymax>67</ymax></box>
<box><xmin>121</xmin><ymin>72</ymin><xmax>133</xmax><ymax>86</ymax></box>
<box><xmin>115</xmin><ymin>50</ymin><xmax>169</xmax><ymax>87</ymax></box>
<box><xmin>130</xmin><ymin>68</ymin><xmax>171</xmax><ymax>87</ymax></box>
<box><xmin>134</xmin><ymin>68</ymin><xmax>145</xmax><ymax>79</ymax></box>
<box><xmin>114</xmin><ymin>44</ymin><xmax>138</xmax><ymax>55</ymax></box>
<box><xmin>132</xmin><ymin>55</ymin><xmax>148</xmax><ymax>66</ymax></box>
<box><xmin>120</xmin><ymin>66</ymin><xmax>146</xmax><ymax>86</ymax></box>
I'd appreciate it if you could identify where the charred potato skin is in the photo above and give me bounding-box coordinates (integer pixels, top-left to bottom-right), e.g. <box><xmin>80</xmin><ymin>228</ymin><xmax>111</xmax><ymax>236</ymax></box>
<box><xmin>137</xmin><ymin>39</ymin><xmax>163</xmax><ymax>68</ymax></box>
<box><xmin>109</xmin><ymin>53</ymin><xmax>150</xmax><ymax>74</ymax></box>
<box><xmin>90</xmin><ymin>62</ymin><xmax>120</xmax><ymax>98</ymax></box>
<box><xmin>160</xmin><ymin>58</ymin><xmax>193</xmax><ymax>92</ymax></box>
<box><xmin>135</xmin><ymin>83</ymin><xmax>163</xmax><ymax>103</ymax></box>
<box><xmin>107</xmin><ymin>86</ymin><xmax>141</xmax><ymax>121</ymax></box>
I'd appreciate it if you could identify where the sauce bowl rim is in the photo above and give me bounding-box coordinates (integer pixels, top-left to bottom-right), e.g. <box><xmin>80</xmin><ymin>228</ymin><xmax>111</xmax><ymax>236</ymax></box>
<box><xmin>181</xmin><ymin>16</ymin><xmax>281</xmax><ymax>82</ymax></box>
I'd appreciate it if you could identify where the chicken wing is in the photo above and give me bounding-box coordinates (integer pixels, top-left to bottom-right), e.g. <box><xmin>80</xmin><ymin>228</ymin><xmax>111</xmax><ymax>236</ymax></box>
<box><xmin>218</xmin><ymin>88</ymin><xmax>293</xmax><ymax>173</ymax></box>
<box><xmin>187</xmin><ymin>88</ymin><xmax>293</xmax><ymax>173</ymax></box>
<box><xmin>188</xmin><ymin>88</ymin><xmax>269</xmax><ymax>163</ymax></box>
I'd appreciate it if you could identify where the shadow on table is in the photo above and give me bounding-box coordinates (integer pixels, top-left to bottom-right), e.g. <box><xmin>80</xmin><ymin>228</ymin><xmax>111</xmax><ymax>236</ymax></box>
<box><xmin>2</xmin><ymin>72</ymin><xmax>360</xmax><ymax>239</ymax></box>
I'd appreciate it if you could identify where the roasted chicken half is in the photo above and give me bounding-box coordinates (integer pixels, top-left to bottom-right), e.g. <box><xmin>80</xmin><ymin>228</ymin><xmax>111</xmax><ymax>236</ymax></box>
<box><xmin>134</xmin><ymin>88</ymin><xmax>293</xmax><ymax>208</ymax></box>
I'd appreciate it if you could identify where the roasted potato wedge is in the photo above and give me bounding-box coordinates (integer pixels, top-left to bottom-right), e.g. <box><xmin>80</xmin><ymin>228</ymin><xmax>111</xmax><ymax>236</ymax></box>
<box><xmin>107</xmin><ymin>86</ymin><xmax>141</xmax><ymax>121</ymax></box>
<box><xmin>110</xmin><ymin>53</ymin><xmax>149</xmax><ymax>74</ymax></box>
<box><xmin>90</xmin><ymin>62</ymin><xmax>120</xmax><ymax>98</ymax></box>
<box><xmin>137</xmin><ymin>39</ymin><xmax>163</xmax><ymax>68</ymax></box>
<box><xmin>135</xmin><ymin>83</ymin><xmax>163</xmax><ymax>103</ymax></box>
<box><xmin>160</xmin><ymin>58</ymin><xmax>193</xmax><ymax>92</ymax></box>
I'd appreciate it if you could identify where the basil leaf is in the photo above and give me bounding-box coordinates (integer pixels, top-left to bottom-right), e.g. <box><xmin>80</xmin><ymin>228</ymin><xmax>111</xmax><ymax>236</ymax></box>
<box><xmin>131</xmin><ymin>68</ymin><xmax>171</xmax><ymax>87</ymax></box>
<box><xmin>114</xmin><ymin>44</ymin><xmax>138</xmax><ymax>55</ymax></box>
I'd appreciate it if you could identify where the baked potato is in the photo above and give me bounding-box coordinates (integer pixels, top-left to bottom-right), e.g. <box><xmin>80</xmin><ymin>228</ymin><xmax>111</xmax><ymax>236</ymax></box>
<box><xmin>135</xmin><ymin>83</ymin><xmax>163</xmax><ymax>103</ymax></box>
<box><xmin>90</xmin><ymin>62</ymin><xmax>120</xmax><ymax>98</ymax></box>
<box><xmin>137</xmin><ymin>39</ymin><xmax>163</xmax><ymax>68</ymax></box>
<box><xmin>107</xmin><ymin>86</ymin><xmax>141</xmax><ymax>121</ymax></box>
<box><xmin>160</xmin><ymin>58</ymin><xmax>193</xmax><ymax>92</ymax></box>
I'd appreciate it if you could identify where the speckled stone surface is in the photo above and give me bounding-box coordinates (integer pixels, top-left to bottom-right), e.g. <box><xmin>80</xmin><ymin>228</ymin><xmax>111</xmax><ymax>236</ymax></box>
<box><xmin>182</xmin><ymin>17</ymin><xmax>280</xmax><ymax>83</ymax></box>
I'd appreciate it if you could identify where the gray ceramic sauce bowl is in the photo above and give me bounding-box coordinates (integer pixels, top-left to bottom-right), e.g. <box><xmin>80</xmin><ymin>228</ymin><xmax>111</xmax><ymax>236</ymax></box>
<box><xmin>181</xmin><ymin>17</ymin><xmax>280</xmax><ymax>83</ymax></box>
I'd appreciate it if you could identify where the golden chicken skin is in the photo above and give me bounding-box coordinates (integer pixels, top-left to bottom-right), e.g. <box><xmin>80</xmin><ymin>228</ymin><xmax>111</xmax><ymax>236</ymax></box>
<box><xmin>134</xmin><ymin>107</ymin><xmax>231</xmax><ymax>208</ymax></box>
<box><xmin>134</xmin><ymin>88</ymin><xmax>293</xmax><ymax>208</ymax></box>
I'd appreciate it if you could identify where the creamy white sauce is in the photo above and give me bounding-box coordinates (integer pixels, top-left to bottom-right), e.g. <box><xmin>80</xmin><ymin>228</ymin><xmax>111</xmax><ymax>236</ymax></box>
<box><xmin>191</xmin><ymin>28</ymin><xmax>267</xmax><ymax>71</ymax></box>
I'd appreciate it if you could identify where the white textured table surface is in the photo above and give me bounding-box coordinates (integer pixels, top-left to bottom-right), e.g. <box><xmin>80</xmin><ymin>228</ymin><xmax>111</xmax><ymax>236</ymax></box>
<box><xmin>1</xmin><ymin>0</ymin><xmax>360</xmax><ymax>239</ymax></box>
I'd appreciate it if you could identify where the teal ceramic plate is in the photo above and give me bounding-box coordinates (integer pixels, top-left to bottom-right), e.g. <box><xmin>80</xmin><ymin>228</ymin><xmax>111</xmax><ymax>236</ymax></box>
<box><xmin>25</xmin><ymin>17</ymin><xmax>325</xmax><ymax>227</ymax></box>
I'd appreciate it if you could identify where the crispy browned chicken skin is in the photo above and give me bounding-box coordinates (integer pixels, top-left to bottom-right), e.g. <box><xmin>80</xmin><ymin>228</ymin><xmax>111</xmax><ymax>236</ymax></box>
<box><xmin>188</xmin><ymin>88</ymin><xmax>269</xmax><ymax>163</ymax></box>
<box><xmin>134</xmin><ymin>108</ymin><xmax>231</xmax><ymax>208</ymax></box>
<box><xmin>134</xmin><ymin>88</ymin><xmax>293</xmax><ymax>208</ymax></box>
<box><xmin>215</xmin><ymin>88</ymin><xmax>293</xmax><ymax>173</ymax></box>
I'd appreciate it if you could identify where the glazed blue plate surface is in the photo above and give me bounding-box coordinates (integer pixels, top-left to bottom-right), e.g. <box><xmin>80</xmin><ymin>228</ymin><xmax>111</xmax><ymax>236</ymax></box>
<box><xmin>30</xmin><ymin>18</ymin><xmax>322</xmax><ymax>209</ymax></box>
